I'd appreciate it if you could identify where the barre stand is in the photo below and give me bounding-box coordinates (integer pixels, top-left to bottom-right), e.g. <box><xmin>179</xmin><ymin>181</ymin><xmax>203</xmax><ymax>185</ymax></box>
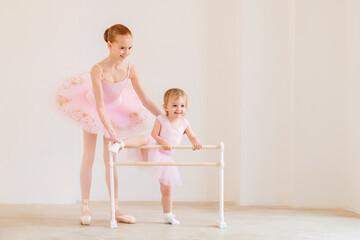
<box><xmin>108</xmin><ymin>143</ymin><xmax>227</xmax><ymax>229</ymax></box>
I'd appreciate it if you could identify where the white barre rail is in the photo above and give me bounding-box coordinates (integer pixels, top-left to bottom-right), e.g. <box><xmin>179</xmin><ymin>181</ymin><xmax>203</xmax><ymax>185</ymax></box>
<box><xmin>108</xmin><ymin>142</ymin><xmax>227</xmax><ymax>229</ymax></box>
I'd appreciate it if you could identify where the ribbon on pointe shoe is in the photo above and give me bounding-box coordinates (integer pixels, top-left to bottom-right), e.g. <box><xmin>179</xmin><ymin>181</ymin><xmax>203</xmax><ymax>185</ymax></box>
<box><xmin>80</xmin><ymin>199</ymin><xmax>91</xmax><ymax>225</ymax></box>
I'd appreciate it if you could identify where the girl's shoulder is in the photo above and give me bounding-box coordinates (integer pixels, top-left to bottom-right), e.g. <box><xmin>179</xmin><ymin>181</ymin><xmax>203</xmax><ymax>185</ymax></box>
<box><xmin>156</xmin><ymin>115</ymin><xmax>189</xmax><ymax>129</ymax></box>
<box><xmin>90</xmin><ymin>63</ymin><xmax>101</xmax><ymax>72</ymax></box>
<box><xmin>128</xmin><ymin>62</ymin><xmax>138</xmax><ymax>79</ymax></box>
<box><xmin>156</xmin><ymin>114</ymin><xmax>167</xmax><ymax>124</ymax></box>
<box><xmin>89</xmin><ymin>64</ymin><xmax>103</xmax><ymax>82</ymax></box>
<box><xmin>181</xmin><ymin>117</ymin><xmax>189</xmax><ymax>128</ymax></box>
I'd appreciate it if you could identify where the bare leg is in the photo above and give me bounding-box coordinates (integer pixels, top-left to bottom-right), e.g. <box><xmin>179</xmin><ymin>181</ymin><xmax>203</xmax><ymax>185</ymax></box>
<box><xmin>160</xmin><ymin>183</ymin><xmax>180</xmax><ymax>224</ymax></box>
<box><xmin>160</xmin><ymin>183</ymin><xmax>172</xmax><ymax>213</ymax></box>
<box><xmin>103</xmin><ymin>135</ymin><xmax>149</xmax><ymax>198</ymax></box>
<box><xmin>103</xmin><ymin>137</ymin><xmax>120</xmax><ymax>201</ymax></box>
<box><xmin>80</xmin><ymin>131</ymin><xmax>97</xmax><ymax>200</ymax></box>
<box><xmin>103</xmin><ymin>136</ymin><xmax>148</xmax><ymax>224</ymax></box>
<box><xmin>123</xmin><ymin>135</ymin><xmax>149</xmax><ymax>148</ymax></box>
<box><xmin>79</xmin><ymin>131</ymin><xmax>97</xmax><ymax>225</ymax></box>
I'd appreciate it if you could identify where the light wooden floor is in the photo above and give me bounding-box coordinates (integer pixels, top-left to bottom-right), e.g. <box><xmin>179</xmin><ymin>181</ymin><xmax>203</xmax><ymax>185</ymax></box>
<box><xmin>0</xmin><ymin>202</ymin><xmax>360</xmax><ymax>240</ymax></box>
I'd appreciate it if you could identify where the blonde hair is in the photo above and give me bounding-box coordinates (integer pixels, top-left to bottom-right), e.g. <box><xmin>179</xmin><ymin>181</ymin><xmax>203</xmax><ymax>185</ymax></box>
<box><xmin>163</xmin><ymin>88</ymin><xmax>188</xmax><ymax>115</ymax></box>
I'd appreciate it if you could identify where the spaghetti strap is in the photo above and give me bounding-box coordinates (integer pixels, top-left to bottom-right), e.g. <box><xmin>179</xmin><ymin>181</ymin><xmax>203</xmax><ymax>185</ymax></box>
<box><xmin>95</xmin><ymin>64</ymin><xmax>104</xmax><ymax>79</ymax></box>
<box><xmin>126</xmin><ymin>62</ymin><xmax>132</xmax><ymax>79</ymax></box>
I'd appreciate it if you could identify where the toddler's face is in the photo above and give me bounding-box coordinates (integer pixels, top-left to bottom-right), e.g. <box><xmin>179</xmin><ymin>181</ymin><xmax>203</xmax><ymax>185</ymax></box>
<box><xmin>165</xmin><ymin>96</ymin><xmax>187</xmax><ymax>118</ymax></box>
<box><xmin>108</xmin><ymin>34</ymin><xmax>133</xmax><ymax>60</ymax></box>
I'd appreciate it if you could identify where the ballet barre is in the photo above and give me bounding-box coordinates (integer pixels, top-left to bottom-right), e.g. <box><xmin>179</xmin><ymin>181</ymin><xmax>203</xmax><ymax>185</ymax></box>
<box><xmin>126</xmin><ymin>145</ymin><xmax>220</xmax><ymax>149</ymax></box>
<box><xmin>108</xmin><ymin>142</ymin><xmax>227</xmax><ymax>229</ymax></box>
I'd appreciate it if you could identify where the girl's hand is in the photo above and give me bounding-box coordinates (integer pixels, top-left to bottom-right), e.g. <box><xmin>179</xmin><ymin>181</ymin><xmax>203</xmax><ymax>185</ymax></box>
<box><xmin>191</xmin><ymin>139</ymin><xmax>202</xmax><ymax>150</ymax></box>
<box><xmin>108</xmin><ymin>134</ymin><xmax>125</xmax><ymax>153</ymax></box>
<box><xmin>110</xmin><ymin>134</ymin><xmax>121</xmax><ymax>144</ymax></box>
<box><xmin>184</xmin><ymin>125</ymin><xmax>202</xmax><ymax>151</ymax></box>
<box><xmin>161</xmin><ymin>141</ymin><xmax>172</xmax><ymax>150</ymax></box>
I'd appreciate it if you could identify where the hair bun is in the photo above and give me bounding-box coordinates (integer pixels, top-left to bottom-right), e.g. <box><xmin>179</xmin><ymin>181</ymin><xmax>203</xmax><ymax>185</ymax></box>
<box><xmin>103</xmin><ymin>24</ymin><xmax>132</xmax><ymax>43</ymax></box>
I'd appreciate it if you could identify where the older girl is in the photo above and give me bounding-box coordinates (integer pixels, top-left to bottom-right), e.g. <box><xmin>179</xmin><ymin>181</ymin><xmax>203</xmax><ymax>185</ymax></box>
<box><xmin>56</xmin><ymin>24</ymin><xmax>162</xmax><ymax>225</ymax></box>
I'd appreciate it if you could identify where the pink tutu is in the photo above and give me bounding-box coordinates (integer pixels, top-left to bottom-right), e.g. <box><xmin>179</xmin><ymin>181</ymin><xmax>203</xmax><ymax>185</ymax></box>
<box><xmin>55</xmin><ymin>71</ymin><xmax>153</xmax><ymax>138</ymax></box>
<box><xmin>136</xmin><ymin>136</ymin><xmax>182</xmax><ymax>186</ymax></box>
<box><xmin>131</xmin><ymin>114</ymin><xmax>189</xmax><ymax>186</ymax></box>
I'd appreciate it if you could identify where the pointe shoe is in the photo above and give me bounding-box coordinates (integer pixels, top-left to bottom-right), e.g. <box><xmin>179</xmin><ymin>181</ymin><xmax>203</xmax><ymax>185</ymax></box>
<box><xmin>116</xmin><ymin>214</ymin><xmax>136</xmax><ymax>224</ymax></box>
<box><xmin>114</xmin><ymin>200</ymin><xmax>136</xmax><ymax>224</ymax></box>
<box><xmin>80</xmin><ymin>199</ymin><xmax>91</xmax><ymax>225</ymax></box>
<box><xmin>109</xmin><ymin>140</ymin><xmax>125</xmax><ymax>153</ymax></box>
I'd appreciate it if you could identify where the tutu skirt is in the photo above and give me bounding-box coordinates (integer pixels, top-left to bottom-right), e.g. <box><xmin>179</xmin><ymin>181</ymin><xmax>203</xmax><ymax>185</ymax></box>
<box><xmin>55</xmin><ymin>72</ymin><xmax>153</xmax><ymax>138</ymax></box>
<box><xmin>134</xmin><ymin>136</ymin><xmax>182</xmax><ymax>186</ymax></box>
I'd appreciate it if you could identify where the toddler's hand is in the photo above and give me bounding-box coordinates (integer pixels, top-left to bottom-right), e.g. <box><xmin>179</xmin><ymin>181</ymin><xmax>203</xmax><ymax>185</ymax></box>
<box><xmin>161</xmin><ymin>141</ymin><xmax>171</xmax><ymax>150</ymax></box>
<box><xmin>192</xmin><ymin>140</ymin><xmax>202</xmax><ymax>150</ymax></box>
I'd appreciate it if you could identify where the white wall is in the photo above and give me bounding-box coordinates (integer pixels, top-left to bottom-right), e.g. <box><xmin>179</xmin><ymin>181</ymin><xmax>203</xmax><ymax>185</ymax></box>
<box><xmin>204</xmin><ymin>0</ymin><xmax>241</xmax><ymax>201</ymax></box>
<box><xmin>239</xmin><ymin>0</ymin><xmax>360</xmax><ymax>211</ymax></box>
<box><xmin>239</xmin><ymin>0</ymin><xmax>294</xmax><ymax>206</ymax></box>
<box><xmin>292</xmin><ymin>0</ymin><xmax>346</xmax><ymax>208</ymax></box>
<box><xmin>344</xmin><ymin>0</ymin><xmax>360</xmax><ymax>214</ymax></box>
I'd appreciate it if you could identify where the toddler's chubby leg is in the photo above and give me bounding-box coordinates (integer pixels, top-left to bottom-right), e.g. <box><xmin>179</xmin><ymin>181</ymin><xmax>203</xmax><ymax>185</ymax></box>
<box><xmin>160</xmin><ymin>183</ymin><xmax>180</xmax><ymax>225</ymax></box>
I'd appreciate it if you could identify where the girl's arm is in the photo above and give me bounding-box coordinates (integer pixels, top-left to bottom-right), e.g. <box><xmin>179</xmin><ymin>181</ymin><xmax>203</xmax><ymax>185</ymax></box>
<box><xmin>90</xmin><ymin>66</ymin><xmax>119</xmax><ymax>142</ymax></box>
<box><xmin>130</xmin><ymin>64</ymin><xmax>163</xmax><ymax>117</ymax></box>
<box><xmin>151</xmin><ymin>119</ymin><xmax>171</xmax><ymax>150</ymax></box>
<box><xmin>185</xmin><ymin>125</ymin><xmax>202</xmax><ymax>150</ymax></box>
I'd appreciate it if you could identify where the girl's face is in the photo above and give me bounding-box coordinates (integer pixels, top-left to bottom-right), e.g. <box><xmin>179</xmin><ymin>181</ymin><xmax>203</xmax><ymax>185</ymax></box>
<box><xmin>164</xmin><ymin>96</ymin><xmax>187</xmax><ymax>119</ymax></box>
<box><xmin>108</xmin><ymin>34</ymin><xmax>133</xmax><ymax>60</ymax></box>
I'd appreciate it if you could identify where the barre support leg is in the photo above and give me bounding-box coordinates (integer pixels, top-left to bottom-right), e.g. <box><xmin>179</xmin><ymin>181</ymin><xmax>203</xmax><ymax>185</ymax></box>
<box><xmin>109</xmin><ymin>142</ymin><xmax>118</xmax><ymax>229</ymax></box>
<box><xmin>217</xmin><ymin>142</ymin><xmax>227</xmax><ymax>229</ymax></box>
